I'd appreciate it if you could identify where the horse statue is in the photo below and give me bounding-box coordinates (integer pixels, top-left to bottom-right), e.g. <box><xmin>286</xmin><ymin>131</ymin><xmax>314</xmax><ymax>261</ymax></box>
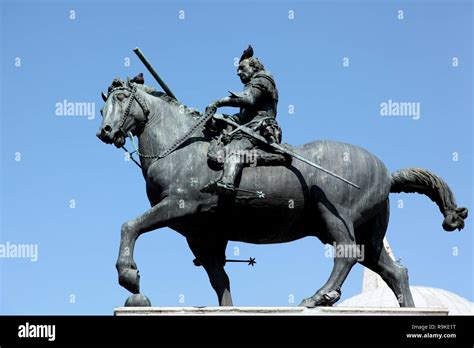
<box><xmin>96</xmin><ymin>77</ymin><xmax>468</xmax><ymax>307</ymax></box>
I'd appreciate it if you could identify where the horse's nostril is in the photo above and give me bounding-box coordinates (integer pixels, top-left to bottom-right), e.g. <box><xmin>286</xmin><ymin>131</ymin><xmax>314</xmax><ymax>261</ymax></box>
<box><xmin>103</xmin><ymin>125</ymin><xmax>112</xmax><ymax>133</ymax></box>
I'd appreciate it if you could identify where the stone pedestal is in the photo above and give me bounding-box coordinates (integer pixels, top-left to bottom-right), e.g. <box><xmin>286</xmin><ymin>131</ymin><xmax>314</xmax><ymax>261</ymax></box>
<box><xmin>114</xmin><ymin>306</ymin><xmax>448</xmax><ymax>316</ymax></box>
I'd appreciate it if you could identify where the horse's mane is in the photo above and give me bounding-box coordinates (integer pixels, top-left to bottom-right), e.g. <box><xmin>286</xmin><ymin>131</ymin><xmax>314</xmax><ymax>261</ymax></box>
<box><xmin>137</xmin><ymin>84</ymin><xmax>202</xmax><ymax>118</ymax></box>
<box><xmin>107</xmin><ymin>77</ymin><xmax>202</xmax><ymax>118</ymax></box>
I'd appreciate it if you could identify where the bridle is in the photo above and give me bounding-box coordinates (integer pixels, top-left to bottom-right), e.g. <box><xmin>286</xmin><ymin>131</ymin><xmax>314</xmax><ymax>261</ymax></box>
<box><xmin>103</xmin><ymin>83</ymin><xmax>216</xmax><ymax>166</ymax></box>
<box><xmin>106</xmin><ymin>85</ymin><xmax>150</xmax><ymax>136</ymax></box>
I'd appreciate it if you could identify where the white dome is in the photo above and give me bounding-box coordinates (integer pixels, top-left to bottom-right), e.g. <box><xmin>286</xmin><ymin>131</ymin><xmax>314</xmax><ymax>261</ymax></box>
<box><xmin>338</xmin><ymin>286</ymin><xmax>474</xmax><ymax>315</ymax></box>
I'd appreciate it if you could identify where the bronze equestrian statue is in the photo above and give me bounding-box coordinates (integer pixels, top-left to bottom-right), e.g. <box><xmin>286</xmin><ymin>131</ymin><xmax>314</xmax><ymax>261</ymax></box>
<box><xmin>96</xmin><ymin>47</ymin><xmax>468</xmax><ymax>308</ymax></box>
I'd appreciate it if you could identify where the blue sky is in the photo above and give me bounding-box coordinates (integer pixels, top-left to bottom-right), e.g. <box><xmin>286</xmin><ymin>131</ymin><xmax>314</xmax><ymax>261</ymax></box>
<box><xmin>0</xmin><ymin>0</ymin><xmax>472</xmax><ymax>314</ymax></box>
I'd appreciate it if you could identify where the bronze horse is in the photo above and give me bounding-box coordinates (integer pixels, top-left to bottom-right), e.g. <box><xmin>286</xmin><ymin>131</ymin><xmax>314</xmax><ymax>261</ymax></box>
<box><xmin>97</xmin><ymin>78</ymin><xmax>468</xmax><ymax>307</ymax></box>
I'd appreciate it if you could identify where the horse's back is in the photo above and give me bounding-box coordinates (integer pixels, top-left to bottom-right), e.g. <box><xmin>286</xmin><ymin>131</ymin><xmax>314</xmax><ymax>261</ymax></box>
<box><xmin>238</xmin><ymin>139</ymin><xmax>392</xmax><ymax>227</ymax></box>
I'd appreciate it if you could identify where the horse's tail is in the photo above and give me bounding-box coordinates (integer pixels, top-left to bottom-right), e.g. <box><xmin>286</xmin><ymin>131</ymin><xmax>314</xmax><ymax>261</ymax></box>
<box><xmin>390</xmin><ymin>168</ymin><xmax>468</xmax><ymax>231</ymax></box>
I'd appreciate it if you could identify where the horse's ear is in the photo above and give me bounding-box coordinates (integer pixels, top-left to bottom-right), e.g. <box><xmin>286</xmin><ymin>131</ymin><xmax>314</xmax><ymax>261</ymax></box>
<box><xmin>111</xmin><ymin>78</ymin><xmax>123</xmax><ymax>88</ymax></box>
<box><xmin>101</xmin><ymin>92</ymin><xmax>107</xmax><ymax>102</ymax></box>
<box><xmin>126</xmin><ymin>76</ymin><xmax>132</xmax><ymax>87</ymax></box>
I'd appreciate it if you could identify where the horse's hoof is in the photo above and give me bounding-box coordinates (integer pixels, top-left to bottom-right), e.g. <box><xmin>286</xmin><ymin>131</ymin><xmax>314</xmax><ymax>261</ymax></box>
<box><xmin>299</xmin><ymin>297</ymin><xmax>316</xmax><ymax>308</ymax></box>
<box><xmin>318</xmin><ymin>289</ymin><xmax>341</xmax><ymax>306</ymax></box>
<box><xmin>299</xmin><ymin>289</ymin><xmax>341</xmax><ymax>308</ymax></box>
<box><xmin>124</xmin><ymin>293</ymin><xmax>152</xmax><ymax>307</ymax></box>
<box><xmin>118</xmin><ymin>268</ymin><xmax>140</xmax><ymax>294</ymax></box>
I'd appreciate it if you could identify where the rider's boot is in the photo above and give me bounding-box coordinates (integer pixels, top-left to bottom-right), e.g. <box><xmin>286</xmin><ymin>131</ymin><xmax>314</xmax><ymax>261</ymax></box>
<box><xmin>201</xmin><ymin>153</ymin><xmax>242</xmax><ymax>195</ymax></box>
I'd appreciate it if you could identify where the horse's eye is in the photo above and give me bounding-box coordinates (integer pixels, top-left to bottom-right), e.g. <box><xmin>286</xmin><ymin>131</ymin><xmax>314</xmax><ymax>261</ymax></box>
<box><xmin>116</xmin><ymin>93</ymin><xmax>125</xmax><ymax>101</ymax></box>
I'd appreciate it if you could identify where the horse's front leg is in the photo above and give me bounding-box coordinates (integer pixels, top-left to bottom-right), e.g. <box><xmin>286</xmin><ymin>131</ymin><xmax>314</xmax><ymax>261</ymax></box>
<box><xmin>116</xmin><ymin>196</ymin><xmax>185</xmax><ymax>294</ymax></box>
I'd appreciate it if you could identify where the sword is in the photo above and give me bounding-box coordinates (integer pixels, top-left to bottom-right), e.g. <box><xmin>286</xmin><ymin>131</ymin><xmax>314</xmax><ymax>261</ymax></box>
<box><xmin>219</xmin><ymin>117</ymin><xmax>361</xmax><ymax>189</ymax></box>
<box><xmin>228</xmin><ymin>119</ymin><xmax>256</xmax><ymax>137</ymax></box>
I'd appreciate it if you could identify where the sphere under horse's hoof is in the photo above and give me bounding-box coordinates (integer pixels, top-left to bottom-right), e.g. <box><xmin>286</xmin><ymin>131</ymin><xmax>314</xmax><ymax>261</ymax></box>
<box><xmin>124</xmin><ymin>293</ymin><xmax>152</xmax><ymax>307</ymax></box>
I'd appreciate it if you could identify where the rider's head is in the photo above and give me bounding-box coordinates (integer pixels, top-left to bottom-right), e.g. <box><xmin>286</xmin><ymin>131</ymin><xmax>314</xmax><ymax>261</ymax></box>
<box><xmin>237</xmin><ymin>45</ymin><xmax>264</xmax><ymax>84</ymax></box>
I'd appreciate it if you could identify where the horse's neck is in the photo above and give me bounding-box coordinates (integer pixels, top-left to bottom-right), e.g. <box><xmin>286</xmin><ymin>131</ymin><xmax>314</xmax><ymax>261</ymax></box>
<box><xmin>138</xmin><ymin>96</ymin><xmax>201</xmax><ymax>175</ymax></box>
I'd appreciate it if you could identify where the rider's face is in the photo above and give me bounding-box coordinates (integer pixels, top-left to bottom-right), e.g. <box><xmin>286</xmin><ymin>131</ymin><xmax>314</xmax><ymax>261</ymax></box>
<box><xmin>237</xmin><ymin>60</ymin><xmax>254</xmax><ymax>83</ymax></box>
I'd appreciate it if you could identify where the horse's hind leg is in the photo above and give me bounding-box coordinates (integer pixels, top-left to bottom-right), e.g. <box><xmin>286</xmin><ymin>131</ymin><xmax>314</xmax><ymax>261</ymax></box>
<box><xmin>300</xmin><ymin>206</ymin><xmax>359</xmax><ymax>307</ymax></box>
<box><xmin>360</xmin><ymin>246</ymin><xmax>414</xmax><ymax>307</ymax></box>
<box><xmin>356</xmin><ymin>200</ymin><xmax>415</xmax><ymax>307</ymax></box>
<box><xmin>187</xmin><ymin>237</ymin><xmax>233</xmax><ymax>306</ymax></box>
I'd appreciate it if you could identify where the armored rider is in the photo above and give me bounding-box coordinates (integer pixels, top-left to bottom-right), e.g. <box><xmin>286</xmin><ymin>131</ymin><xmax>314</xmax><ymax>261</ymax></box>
<box><xmin>201</xmin><ymin>45</ymin><xmax>283</xmax><ymax>195</ymax></box>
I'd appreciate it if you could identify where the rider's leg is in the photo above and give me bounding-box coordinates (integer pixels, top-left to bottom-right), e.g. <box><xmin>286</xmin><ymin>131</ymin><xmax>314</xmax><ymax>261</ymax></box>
<box><xmin>202</xmin><ymin>137</ymin><xmax>253</xmax><ymax>194</ymax></box>
<box><xmin>219</xmin><ymin>137</ymin><xmax>253</xmax><ymax>187</ymax></box>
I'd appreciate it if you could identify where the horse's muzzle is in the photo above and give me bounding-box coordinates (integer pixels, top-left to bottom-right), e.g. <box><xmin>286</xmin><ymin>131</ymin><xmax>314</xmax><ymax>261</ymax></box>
<box><xmin>97</xmin><ymin>125</ymin><xmax>115</xmax><ymax>144</ymax></box>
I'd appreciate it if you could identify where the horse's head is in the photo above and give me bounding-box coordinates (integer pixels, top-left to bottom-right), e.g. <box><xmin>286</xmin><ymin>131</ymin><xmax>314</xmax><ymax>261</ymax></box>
<box><xmin>97</xmin><ymin>77</ymin><xmax>150</xmax><ymax>148</ymax></box>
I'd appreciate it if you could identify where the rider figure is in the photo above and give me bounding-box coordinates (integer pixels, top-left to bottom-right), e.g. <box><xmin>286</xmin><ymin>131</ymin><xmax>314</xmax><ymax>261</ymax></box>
<box><xmin>201</xmin><ymin>45</ymin><xmax>282</xmax><ymax>195</ymax></box>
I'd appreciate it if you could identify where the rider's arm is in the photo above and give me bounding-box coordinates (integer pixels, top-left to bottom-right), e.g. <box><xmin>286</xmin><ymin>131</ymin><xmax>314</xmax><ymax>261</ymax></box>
<box><xmin>214</xmin><ymin>87</ymin><xmax>262</xmax><ymax>109</ymax></box>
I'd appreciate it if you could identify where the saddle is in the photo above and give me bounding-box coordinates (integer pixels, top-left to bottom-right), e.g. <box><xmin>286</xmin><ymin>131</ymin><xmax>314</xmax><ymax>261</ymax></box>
<box><xmin>207</xmin><ymin>134</ymin><xmax>292</xmax><ymax>169</ymax></box>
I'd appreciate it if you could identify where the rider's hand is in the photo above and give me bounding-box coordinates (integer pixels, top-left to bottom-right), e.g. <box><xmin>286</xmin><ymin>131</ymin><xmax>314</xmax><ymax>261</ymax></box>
<box><xmin>205</xmin><ymin>101</ymin><xmax>221</xmax><ymax>115</ymax></box>
<box><xmin>212</xmin><ymin>113</ymin><xmax>225</xmax><ymax>121</ymax></box>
